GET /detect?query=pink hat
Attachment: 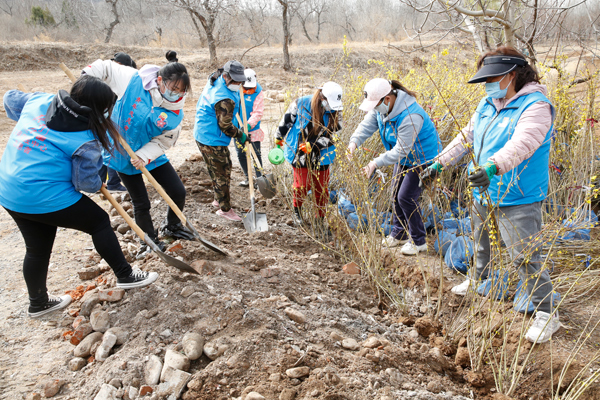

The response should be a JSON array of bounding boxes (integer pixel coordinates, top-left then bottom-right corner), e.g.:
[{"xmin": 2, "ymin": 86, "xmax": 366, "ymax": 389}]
[{"xmin": 359, "ymin": 78, "xmax": 392, "ymax": 111}]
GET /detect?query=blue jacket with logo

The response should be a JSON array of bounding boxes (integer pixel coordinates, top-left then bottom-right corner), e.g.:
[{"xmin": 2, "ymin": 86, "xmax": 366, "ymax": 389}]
[
  {"xmin": 470, "ymin": 91, "xmax": 554, "ymax": 206},
  {"xmin": 0, "ymin": 92, "xmax": 98, "ymax": 213},
  {"xmin": 194, "ymin": 75, "xmax": 240, "ymax": 146},
  {"xmin": 283, "ymin": 95, "xmax": 337, "ymax": 166},
  {"xmin": 376, "ymin": 102, "xmax": 441, "ymax": 166},
  {"xmin": 105, "ymin": 73, "xmax": 184, "ymax": 175},
  {"xmin": 234, "ymin": 83, "xmax": 263, "ymax": 133}
]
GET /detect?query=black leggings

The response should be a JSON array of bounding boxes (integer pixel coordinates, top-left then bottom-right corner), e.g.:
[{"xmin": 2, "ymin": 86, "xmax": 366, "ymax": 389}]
[
  {"xmin": 5, "ymin": 196, "xmax": 132, "ymax": 306},
  {"xmin": 118, "ymin": 162, "xmax": 185, "ymax": 241}
]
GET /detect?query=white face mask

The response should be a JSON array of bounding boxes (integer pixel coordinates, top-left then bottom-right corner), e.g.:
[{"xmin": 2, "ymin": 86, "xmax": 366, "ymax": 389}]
[
  {"xmin": 374, "ymin": 98, "xmax": 389, "ymax": 115},
  {"xmin": 227, "ymin": 83, "xmax": 241, "ymax": 92}
]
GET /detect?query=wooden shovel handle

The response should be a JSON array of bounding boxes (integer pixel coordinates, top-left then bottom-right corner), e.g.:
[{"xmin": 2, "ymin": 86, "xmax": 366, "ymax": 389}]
[
  {"xmin": 117, "ymin": 138, "xmax": 188, "ymax": 226},
  {"xmin": 239, "ymin": 88, "xmax": 255, "ymax": 199},
  {"xmin": 101, "ymin": 186, "xmax": 147, "ymax": 240},
  {"xmin": 59, "ymin": 63, "xmax": 77, "ymax": 83}
]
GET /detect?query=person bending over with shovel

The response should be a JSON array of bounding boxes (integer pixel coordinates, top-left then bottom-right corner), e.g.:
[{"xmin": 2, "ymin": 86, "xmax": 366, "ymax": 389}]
[
  {"xmin": 83, "ymin": 51, "xmax": 194, "ymax": 259},
  {"xmin": 420, "ymin": 46, "xmax": 559, "ymax": 343},
  {"xmin": 348, "ymin": 78, "xmax": 441, "ymax": 256},
  {"xmin": 193, "ymin": 60, "xmax": 249, "ymax": 222},
  {"xmin": 276, "ymin": 82, "xmax": 343, "ymax": 233},
  {"xmin": 0, "ymin": 76, "xmax": 158, "ymax": 318}
]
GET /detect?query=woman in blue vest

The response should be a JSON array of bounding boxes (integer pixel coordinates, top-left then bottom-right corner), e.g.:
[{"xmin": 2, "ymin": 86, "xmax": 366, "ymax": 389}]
[
  {"xmin": 0, "ymin": 76, "xmax": 158, "ymax": 318},
  {"xmin": 348, "ymin": 79, "xmax": 441, "ymax": 256},
  {"xmin": 275, "ymin": 82, "xmax": 343, "ymax": 228},
  {"xmin": 194, "ymin": 60, "xmax": 249, "ymax": 221},
  {"xmin": 233, "ymin": 69, "xmax": 265, "ymax": 187},
  {"xmin": 420, "ymin": 46, "xmax": 558, "ymax": 343},
  {"xmin": 83, "ymin": 51, "xmax": 194, "ymax": 257}
]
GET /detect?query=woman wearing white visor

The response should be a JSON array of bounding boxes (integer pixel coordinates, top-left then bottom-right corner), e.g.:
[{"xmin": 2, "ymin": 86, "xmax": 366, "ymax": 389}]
[{"xmin": 348, "ymin": 79, "xmax": 441, "ymax": 255}]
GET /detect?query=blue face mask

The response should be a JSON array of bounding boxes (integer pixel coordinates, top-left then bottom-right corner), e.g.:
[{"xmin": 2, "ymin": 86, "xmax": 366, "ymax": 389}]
[
  {"xmin": 485, "ymin": 74, "xmax": 512, "ymax": 99},
  {"xmin": 160, "ymin": 80, "xmax": 183, "ymax": 102}
]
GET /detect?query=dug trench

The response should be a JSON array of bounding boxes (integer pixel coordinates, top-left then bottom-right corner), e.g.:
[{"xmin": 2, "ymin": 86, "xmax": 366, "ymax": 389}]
[{"xmin": 1, "ymin": 152, "xmax": 592, "ymax": 400}]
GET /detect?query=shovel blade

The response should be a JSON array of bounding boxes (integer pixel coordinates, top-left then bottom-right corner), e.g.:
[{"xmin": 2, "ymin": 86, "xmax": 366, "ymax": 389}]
[
  {"xmin": 145, "ymin": 234, "xmax": 199, "ymax": 274},
  {"xmin": 242, "ymin": 211, "xmax": 268, "ymax": 233}
]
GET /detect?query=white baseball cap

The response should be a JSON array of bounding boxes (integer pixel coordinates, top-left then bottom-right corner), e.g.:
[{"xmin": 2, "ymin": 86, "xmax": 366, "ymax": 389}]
[
  {"xmin": 319, "ymin": 82, "xmax": 343, "ymax": 111},
  {"xmin": 244, "ymin": 68, "xmax": 257, "ymax": 88},
  {"xmin": 359, "ymin": 78, "xmax": 392, "ymax": 111}
]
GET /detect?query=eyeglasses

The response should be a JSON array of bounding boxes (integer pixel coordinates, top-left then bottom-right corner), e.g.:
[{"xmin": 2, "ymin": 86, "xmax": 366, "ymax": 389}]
[{"xmin": 161, "ymin": 80, "xmax": 187, "ymax": 97}]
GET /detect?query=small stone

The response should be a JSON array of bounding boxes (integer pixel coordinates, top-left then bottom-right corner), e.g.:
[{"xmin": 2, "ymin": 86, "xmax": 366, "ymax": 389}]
[
  {"xmin": 455, "ymin": 347, "xmax": 470, "ymax": 367},
  {"xmin": 341, "ymin": 338, "xmax": 359, "ymax": 350},
  {"xmin": 72, "ymin": 316, "xmax": 87, "ymax": 329},
  {"xmin": 160, "ymin": 329, "xmax": 172, "ymax": 338},
  {"xmin": 428, "ymin": 347, "xmax": 448, "ymax": 373},
  {"xmin": 408, "ymin": 329, "xmax": 419, "ymax": 339},
  {"xmin": 342, "ymin": 261, "xmax": 360, "ymax": 275},
  {"xmin": 309, "ymin": 254, "xmax": 319, "ymax": 259},
  {"xmin": 260, "ymin": 268, "xmax": 281, "ymax": 278},
  {"xmin": 427, "ymin": 380, "xmax": 443, "ymax": 394},
  {"xmin": 269, "ymin": 373, "xmax": 281, "ymax": 382},
  {"xmin": 78, "ymin": 268, "xmax": 101, "ymax": 280},
  {"xmin": 98, "ymin": 288, "xmax": 125, "ymax": 302},
  {"xmin": 70, "ymin": 322, "xmax": 93, "ymax": 345},
  {"xmin": 414, "ymin": 317, "xmax": 441, "ymax": 338},
  {"xmin": 203, "ymin": 342, "xmax": 225, "ymax": 360},
  {"xmin": 125, "ymin": 386, "xmax": 138, "ymax": 400},
  {"xmin": 279, "ymin": 388, "xmax": 296, "ymax": 400},
  {"xmin": 365, "ymin": 352, "xmax": 380, "ymax": 363},
  {"xmin": 182, "ymin": 332, "xmax": 204, "ymax": 360},
  {"xmin": 330, "ymin": 332, "xmax": 343, "ymax": 341},
  {"xmin": 159, "ymin": 367, "xmax": 192, "ymax": 397},
  {"xmin": 105, "ymin": 327, "xmax": 129, "ymax": 345},
  {"xmin": 285, "ymin": 366, "xmax": 310, "ymax": 378},
  {"xmin": 180, "ymin": 286, "xmax": 195, "ymax": 298},
  {"xmin": 69, "ymin": 357, "xmax": 87, "ymax": 371},
  {"xmin": 26, "ymin": 394, "xmax": 41, "ymax": 400},
  {"xmin": 145, "ymin": 355, "xmax": 163, "ymax": 385},
  {"xmin": 109, "ymin": 379, "xmax": 122, "ymax": 389},
  {"xmin": 139, "ymin": 385, "xmax": 153, "ymax": 396},
  {"xmin": 43, "ymin": 379, "xmax": 64, "ymax": 398},
  {"xmin": 80, "ymin": 293, "xmax": 101, "ymax": 317},
  {"xmin": 284, "ymin": 308, "xmax": 306, "ymax": 324},
  {"xmin": 362, "ymin": 337, "xmax": 381, "ymax": 348},
  {"xmin": 245, "ymin": 392, "xmax": 265, "ymax": 400},
  {"xmin": 190, "ymin": 260, "xmax": 214, "ymax": 274},
  {"xmin": 95, "ymin": 331, "xmax": 117, "ymax": 362},
  {"xmin": 160, "ymin": 349, "xmax": 190, "ymax": 381},
  {"xmin": 90, "ymin": 309, "xmax": 111, "ymax": 333},
  {"xmin": 117, "ymin": 224, "xmax": 130, "ymax": 234},
  {"xmin": 168, "ymin": 242, "xmax": 183, "ymax": 252},
  {"xmin": 94, "ymin": 383, "xmax": 118, "ymax": 400},
  {"xmin": 74, "ymin": 332, "xmax": 103, "ymax": 357},
  {"xmin": 386, "ymin": 368, "xmax": 403, "ymax": 387}
]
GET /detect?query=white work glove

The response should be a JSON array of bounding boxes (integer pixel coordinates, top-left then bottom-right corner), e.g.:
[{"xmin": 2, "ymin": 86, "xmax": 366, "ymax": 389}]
[
  {"xmin": 346, "ymin": 142, "xmax": 357, "ymax": 160},
  {"xmin": 363, "ymin": 160, "xmax": 377, "ymax": 178}
]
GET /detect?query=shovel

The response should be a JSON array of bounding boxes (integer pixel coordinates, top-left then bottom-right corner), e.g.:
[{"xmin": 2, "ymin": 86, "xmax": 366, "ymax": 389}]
[
  {"xmin": 117, "ymin": 138, "xmax": 228, "ymax": 256},
  {"xmin": 57, "ymin": 62, "xmax": 227, "ymax": 256},
  {"xmin": 101, "ymin": 187, "xmax": 199, "ymax": 274},
  {"xmin": 238, "ymin": 88, "xmax": 268, "ymax": 233}
]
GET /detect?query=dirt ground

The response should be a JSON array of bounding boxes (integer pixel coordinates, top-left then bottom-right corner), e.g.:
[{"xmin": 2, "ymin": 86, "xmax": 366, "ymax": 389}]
[{"xmin": 0, "ymin": 42, "xmax": 598, "ymax": 400}]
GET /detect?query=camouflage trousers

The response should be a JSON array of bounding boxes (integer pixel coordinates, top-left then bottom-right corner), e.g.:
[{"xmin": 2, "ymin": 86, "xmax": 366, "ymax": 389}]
[{"xmin": 196, "ymin": 142, "xmax": 232, "ymax": 212}]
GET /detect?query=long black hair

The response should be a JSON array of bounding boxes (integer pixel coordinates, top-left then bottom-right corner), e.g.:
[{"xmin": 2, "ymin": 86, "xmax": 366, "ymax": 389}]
[
  {"xmin": 69, "ymin": 75, "xmax": 120, "ymax": 153},
  {"xmin": 159, "ymin": 50, "xmax": 191, "ymax": 93}
]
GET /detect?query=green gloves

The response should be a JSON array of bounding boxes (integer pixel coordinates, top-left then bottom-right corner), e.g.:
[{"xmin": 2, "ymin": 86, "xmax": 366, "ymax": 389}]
[
  {"xmin": 468, "ymin": 161, "xmax": 497, "ymax": 191},
  {"xmin": 419, "ymin": 161, "xmax": 443, "ymax": 188},
  {"xmin": 239, "ymin": 132, "xmax": 248, "ymax": 145}
]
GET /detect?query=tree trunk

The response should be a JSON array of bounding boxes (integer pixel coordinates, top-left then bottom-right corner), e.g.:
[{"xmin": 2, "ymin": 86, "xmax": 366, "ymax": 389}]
[
  {"xmin": 205, "ymin": 28, "xmax": 218, "ymax": 68},
  {"xmin": 104, "ymin": 0, "xmax": 120, "ymax": 44},
  {"xmin": 188, "ymin": 10, "xmax": 218, "ymax": 67},
  {"xmin": 279, "ymin": 0, "xmax": 292, "ymax": 71}
]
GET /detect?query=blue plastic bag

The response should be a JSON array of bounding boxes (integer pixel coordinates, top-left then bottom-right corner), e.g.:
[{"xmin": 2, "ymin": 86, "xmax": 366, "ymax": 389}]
[
  {"xmin": 347, "ymin": 212, "xmax": 368, "ymax": 231},
  {"xmin": 476, "ymin": 270, "xmax": 510, "ymax": 300},
  {"xmin": 337, "ymin": 194, "xmax": 356, "ymax": 217},
  {"xmin": 444, "ymin": 235, "xmax": 474, "ymax": 274},
  {"xmin": 434, "ymin": 230, "xmax": 457, "ymax": 257},
  {"xmin": 513, "ymin": 279, "xmax": 562, "ymax": 313}
]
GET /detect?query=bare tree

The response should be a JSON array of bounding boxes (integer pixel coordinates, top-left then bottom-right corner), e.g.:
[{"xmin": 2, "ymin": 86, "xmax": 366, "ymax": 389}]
[
  {"xmin": 277, "ymin": 0, "xmax": 292, "ymax": 71},
  {"xmin": 168, "ymin": 0, "xmax": 235, "ymax": 67},
  {"xmin": 104, "ymin": 0, "xmax": 120, "ymax": 43}
]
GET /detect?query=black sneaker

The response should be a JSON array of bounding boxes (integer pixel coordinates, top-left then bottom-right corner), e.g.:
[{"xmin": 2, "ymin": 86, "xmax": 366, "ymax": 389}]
[
  {"xmin": 28, "ymin": 294, "xmax": 72, "ymax": 318},
  {"xmin": 160, "ymin": 221, "xmax": 195, "ymax": 241},
  {"xmin": 136, "ymin": 240, "xmax": 166, "ymax": 260},
  {"xmin": 117, "ymin": 268, "xmax": 159, "ymax": 289}
]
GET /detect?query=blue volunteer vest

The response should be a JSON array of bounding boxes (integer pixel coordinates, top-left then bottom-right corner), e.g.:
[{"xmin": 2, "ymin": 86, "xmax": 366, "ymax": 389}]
[
  {"xmin": 470, "ymin": 91, "xmax": 554, "ymax": 206},
  {"xmin": 194, "ymin": 75, "xmax": 240, "ymax": 146},
  {"xmin": 234, "ymin": 83, "xmax": 263, "ymax": 133},
  {"xmin": 105, "ymin": 73, "xmax": 184, "ymax": 175},
  {"xmin": 0, "ymin": 93, "xmax": 96, "ymax": 213},
  {"xmin": 376, "ymin": 102, "xmax": 441, "ymax": 166},
  {"xmin": 283, "ymin": 95, "xmax": 337, "ymax": 166}
]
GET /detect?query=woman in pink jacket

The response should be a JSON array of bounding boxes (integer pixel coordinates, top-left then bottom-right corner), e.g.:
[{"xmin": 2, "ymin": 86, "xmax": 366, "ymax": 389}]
[{"xmin": 420, "ymin": 46, "xmax": 559, "ymax": 344}]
